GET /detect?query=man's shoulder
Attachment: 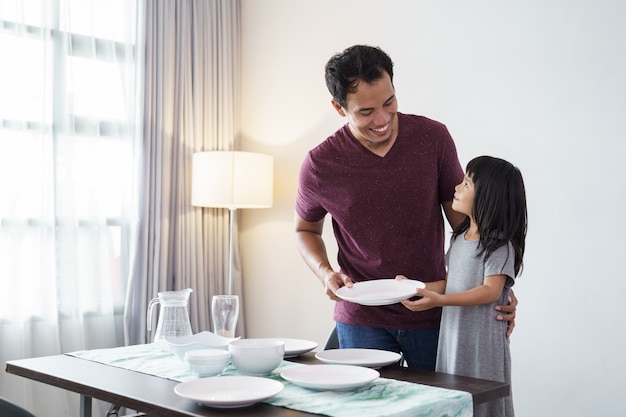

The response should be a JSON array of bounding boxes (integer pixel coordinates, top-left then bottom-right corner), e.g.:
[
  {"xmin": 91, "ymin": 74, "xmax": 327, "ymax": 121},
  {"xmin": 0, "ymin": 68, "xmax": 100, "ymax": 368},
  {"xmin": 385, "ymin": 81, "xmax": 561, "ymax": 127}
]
[
  {"xmin": 308, "ymin": 123, "xmax": 351, "ymax": 156},
  {"xmin": 398, "ymin": 112, "xmax": 447, "ymax": 130},
  {"xmin": 397, "ymin": 113, "xmax": 452, "ymax": 145}
]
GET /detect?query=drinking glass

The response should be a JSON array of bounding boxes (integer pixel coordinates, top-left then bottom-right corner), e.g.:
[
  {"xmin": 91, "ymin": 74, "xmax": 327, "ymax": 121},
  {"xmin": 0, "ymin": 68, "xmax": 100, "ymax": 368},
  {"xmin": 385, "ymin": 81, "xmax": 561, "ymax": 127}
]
[{"xmin": 211, "ymin": 295, "xmax": 239, "ymax": 337}]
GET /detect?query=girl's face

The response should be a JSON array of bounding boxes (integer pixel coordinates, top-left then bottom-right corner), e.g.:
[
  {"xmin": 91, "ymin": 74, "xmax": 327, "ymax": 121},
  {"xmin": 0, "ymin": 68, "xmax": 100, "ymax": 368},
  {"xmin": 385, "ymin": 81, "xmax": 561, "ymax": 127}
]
[{"xmin": 452, "ymin": 173, "xmax": 475, "ymax": 217}]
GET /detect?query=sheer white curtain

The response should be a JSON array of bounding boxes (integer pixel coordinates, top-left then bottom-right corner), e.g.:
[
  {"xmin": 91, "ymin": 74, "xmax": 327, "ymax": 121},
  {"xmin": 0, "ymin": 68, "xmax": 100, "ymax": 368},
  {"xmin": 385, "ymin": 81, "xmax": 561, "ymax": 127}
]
[
  {"xmin": 0, "ymin": 0, "xmax": 137, "ymax": 415},
  {"xmin": 124, "ymin": 0, "xmax": 244, "ymax": 345}
]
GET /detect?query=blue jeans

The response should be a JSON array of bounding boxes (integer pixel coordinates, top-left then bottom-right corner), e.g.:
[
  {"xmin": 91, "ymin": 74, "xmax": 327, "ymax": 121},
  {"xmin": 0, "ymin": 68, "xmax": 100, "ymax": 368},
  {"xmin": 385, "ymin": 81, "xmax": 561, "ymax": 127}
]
[{"xmin": 335, "ymin": 322, "xmax": 439, "ymax": 371}]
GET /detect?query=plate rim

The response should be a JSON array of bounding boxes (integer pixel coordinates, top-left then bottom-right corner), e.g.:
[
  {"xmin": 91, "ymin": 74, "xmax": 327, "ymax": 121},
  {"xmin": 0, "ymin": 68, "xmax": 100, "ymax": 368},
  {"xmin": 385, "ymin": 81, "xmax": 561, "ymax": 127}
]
[
  {"xmin": 315, "ymin": 348, "xmax": 401, "ymax": 367},
  {"xmin": 174, "ymin": 375, "xmax": 284, "ymax": 407},
  {"xmin": 261, "ymin": 338, "xmax": 318, "ymax": 357},
  {"xmin": 280, "ymin": 364, "xmax": 379, "ymax": 390},
  {"xmin": 335, "ymin": 279, "xmax": 425, "ymax": 306}
]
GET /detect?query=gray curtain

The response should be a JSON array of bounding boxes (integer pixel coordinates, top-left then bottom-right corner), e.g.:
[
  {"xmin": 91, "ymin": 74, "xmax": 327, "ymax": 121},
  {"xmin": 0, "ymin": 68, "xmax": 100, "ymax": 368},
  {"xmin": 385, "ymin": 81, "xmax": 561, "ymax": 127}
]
[{"xmin": 124, "ymin": 0, "xmax": 244, "ymax": 345}]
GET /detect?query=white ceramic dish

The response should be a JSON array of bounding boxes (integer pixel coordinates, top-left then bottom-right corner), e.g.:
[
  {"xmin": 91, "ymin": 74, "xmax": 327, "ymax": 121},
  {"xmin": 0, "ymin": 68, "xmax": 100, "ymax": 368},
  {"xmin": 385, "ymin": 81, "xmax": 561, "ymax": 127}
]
[
  {"xmin": 186, "ymin": 361, "xmax": 229, "ymax": 377},
  {"xmin": 280, "ymin": 364, "xmax": 379, "ymax": 391},
  {"xmin": 184, "ymin": 349, "xmax": 230, "ymax": 377},
  {"xmin": 262, "ymin": 338, "xmax": 318, "ymax": 358},
  {"xmin": 165, "ymin": 331, "xmax": 239, "ymax": 360},
  {"xmin": 228, "ymin": 339, "xmax": 285, "ymax": 375},
  {"xmin": 174, "ymin": 376, "xmax": 284, "ymax": 408},
  {"xmin": 315, "ymin": 348, "xmax": 401, "ymax": 368},
  {"xmin": 335, "ymin": 279, "xmax": 425, "ymax": 306}
]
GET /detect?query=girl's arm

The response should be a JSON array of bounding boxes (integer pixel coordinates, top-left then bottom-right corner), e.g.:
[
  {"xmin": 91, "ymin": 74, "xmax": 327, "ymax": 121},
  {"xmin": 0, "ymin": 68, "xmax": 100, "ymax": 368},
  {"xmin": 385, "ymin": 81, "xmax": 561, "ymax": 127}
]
[
  {"xmin": 401, "ymin": 274, "xmax": 507, "ymax": 311},
  {"xmin": 395, "ymin": 275, "xmax": 447, "ymax": 295},
  {"xmin": 423, "ymin": 279, "xmax": 447, "ymax": 294}
]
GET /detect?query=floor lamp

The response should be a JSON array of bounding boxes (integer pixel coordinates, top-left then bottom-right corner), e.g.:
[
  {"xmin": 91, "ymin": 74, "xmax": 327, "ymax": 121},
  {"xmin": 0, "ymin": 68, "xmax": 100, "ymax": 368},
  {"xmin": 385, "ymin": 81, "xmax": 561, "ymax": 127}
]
[{"xmin": 191, "ymin": 151, "xmax": 274, "ymax": 295}]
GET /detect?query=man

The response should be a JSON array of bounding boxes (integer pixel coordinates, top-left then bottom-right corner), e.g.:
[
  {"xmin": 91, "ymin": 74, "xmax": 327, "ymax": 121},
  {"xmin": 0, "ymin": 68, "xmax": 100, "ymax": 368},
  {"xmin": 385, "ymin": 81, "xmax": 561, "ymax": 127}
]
[{"xmin": 294, "ymin": 45, "xmax": 516, "ymax": 370}]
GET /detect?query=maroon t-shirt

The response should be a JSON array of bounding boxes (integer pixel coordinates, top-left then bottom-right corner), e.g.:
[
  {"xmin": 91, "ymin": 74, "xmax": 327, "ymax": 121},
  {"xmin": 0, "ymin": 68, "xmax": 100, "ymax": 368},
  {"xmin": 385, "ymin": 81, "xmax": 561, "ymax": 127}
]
[{"xmin": 296, "ymin": 112, "xmax": 464, "ymax": 330}]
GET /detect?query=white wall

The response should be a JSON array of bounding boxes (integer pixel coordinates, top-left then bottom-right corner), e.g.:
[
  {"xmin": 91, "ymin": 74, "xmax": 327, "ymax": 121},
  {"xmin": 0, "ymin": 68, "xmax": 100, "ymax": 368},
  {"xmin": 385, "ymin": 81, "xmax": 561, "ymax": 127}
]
[{"xmin": 239, "ymin": 1, "xmax": 626, "ymax": 416}]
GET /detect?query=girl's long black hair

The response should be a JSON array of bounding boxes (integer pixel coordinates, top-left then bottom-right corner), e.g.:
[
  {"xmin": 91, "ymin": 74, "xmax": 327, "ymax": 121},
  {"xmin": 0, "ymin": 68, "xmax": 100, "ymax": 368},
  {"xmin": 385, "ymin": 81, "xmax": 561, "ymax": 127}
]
[{"xmin": 452, "ymin": 156, "xmax": 528, "ymax": 276}]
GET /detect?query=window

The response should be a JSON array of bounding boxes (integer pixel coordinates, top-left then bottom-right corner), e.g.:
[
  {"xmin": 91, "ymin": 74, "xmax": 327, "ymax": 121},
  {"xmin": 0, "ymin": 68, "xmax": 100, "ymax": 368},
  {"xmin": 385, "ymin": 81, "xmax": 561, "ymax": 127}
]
[{"xmin": 0, "ymin": 0, "xmax": 137, "ymax": 321}]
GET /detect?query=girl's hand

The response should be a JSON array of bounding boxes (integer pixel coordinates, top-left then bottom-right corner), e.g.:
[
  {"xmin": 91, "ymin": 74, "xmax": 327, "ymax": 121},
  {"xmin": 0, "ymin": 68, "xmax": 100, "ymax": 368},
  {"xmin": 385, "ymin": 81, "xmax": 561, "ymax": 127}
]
[{"xmin": 401, "ymin": 288, "xmax": 441, "ymax": 312}]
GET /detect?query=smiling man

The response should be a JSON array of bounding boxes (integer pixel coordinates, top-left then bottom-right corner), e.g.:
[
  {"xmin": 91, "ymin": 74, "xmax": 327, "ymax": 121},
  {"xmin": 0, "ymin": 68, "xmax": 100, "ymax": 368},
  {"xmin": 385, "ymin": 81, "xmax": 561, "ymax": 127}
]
[
  {"xmin": 330, "ymin": 70, "xmax": 398, "ymax": 155},
  {"xmin": 294, "ymin": 45, "xmax": 516, "ymax": 370}
]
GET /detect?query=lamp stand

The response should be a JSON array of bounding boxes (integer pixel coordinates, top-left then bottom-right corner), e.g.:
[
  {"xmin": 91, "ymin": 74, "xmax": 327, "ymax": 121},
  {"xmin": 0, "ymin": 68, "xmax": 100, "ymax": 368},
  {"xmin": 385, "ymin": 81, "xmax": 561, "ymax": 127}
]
[
  {"xmin": 228, "ymin": 208, "xmax": 236, "ymax": 296},
  {"xmin": 191, "ymin": 152, "xmax": 273, "ymax": 296}
]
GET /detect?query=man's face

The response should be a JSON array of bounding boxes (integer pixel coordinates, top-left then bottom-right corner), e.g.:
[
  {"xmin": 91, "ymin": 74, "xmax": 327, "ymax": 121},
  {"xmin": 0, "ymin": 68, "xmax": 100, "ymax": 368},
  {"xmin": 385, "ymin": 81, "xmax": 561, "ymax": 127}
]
[{"xmin": 332, "ymin": 71, "xmax": 398, "ymax": 152}]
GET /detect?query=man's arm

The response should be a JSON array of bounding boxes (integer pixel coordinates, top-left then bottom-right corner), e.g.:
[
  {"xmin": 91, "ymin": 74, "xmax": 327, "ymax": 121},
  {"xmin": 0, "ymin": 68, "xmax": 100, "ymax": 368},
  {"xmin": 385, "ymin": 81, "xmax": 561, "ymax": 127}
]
[{"xmin": 294, "ymin": 213, "xmax": 352, "ymax": 301}]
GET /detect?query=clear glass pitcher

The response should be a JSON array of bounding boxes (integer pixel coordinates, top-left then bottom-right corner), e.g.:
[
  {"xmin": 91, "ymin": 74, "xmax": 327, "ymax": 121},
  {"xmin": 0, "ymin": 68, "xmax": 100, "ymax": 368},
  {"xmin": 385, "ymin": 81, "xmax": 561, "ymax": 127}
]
[{"xmin": 147, "ymin": 288, "xmax": 193, "ymax": 348}]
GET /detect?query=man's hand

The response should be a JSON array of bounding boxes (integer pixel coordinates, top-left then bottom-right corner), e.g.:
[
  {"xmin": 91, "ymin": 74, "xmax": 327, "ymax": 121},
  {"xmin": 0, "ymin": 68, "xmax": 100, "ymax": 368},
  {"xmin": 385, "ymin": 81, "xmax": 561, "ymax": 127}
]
[
  {"xmin": 496, "ymin": 289, "xmax": 518, "ymax": 337},
  {"xmin": 324, "ymin": 270, "xmax": 353, "ymax": 301}
]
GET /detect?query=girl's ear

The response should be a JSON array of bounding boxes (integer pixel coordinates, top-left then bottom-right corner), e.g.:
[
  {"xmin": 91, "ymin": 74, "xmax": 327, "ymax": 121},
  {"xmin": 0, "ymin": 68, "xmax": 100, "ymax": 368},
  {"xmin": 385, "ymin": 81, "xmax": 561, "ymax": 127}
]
[{"xmin": 331, "ymin": 99, "xmax": 346, "ymax": 117}]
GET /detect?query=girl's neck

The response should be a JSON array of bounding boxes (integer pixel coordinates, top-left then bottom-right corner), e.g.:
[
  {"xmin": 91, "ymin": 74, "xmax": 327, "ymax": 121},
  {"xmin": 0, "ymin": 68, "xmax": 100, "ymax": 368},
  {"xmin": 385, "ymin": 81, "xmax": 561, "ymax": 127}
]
[{"xmin": 464, "ymin": 221, "xmax": 480, "ymax": 241}]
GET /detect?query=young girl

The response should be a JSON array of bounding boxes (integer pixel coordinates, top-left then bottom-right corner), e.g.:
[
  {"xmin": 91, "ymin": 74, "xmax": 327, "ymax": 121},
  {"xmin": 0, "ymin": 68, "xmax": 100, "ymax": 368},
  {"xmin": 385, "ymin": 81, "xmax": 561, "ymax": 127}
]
[{"xmin": 401, "ymin": 155, "xmax": 527, "ymax": 417}]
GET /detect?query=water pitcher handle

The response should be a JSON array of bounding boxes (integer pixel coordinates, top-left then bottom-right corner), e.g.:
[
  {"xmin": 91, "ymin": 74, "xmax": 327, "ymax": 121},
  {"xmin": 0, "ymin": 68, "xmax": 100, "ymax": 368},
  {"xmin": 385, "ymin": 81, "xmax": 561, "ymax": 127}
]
[{"xmin": 147, "ymin": 297, "xmax": 160, "ymax": 331}]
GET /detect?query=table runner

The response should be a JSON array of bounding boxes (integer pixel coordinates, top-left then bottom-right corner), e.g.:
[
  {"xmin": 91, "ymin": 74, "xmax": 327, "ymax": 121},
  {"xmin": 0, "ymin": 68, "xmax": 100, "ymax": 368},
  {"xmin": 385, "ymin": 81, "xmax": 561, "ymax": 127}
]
[{"xmin": 68, "ymin": 343, "xmax": 472, "ymax": 417}]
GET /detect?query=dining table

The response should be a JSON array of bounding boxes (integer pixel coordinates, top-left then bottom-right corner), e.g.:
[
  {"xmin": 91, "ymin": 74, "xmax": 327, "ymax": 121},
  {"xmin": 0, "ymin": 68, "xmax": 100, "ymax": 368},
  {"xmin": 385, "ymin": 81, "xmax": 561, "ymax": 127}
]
[{"xmin": 5, "ymin": 342, "xmax": 509, "ymax": 417}]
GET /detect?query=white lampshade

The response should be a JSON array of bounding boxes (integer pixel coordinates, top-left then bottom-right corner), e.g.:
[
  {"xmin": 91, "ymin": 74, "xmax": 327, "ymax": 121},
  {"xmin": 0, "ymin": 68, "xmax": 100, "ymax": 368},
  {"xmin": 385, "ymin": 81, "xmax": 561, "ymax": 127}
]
[{"xmin": 191, "ymin": 151, "xmax": 273, "ymax": 209}]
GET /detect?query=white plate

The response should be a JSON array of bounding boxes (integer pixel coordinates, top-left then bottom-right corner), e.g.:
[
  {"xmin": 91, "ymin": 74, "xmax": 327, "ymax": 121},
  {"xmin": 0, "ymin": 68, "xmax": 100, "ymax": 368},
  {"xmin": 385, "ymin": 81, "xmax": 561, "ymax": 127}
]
[
  {"xmin": 174, "ymin": 376, "xmax": 283, "ymax": 408},
  {"xmin": 263, "ymin": 338, "xmax": 318, "ymax": 358},
  {"xmin": 281, "ymin": 364, "xmax": 379, "ymax": 391},
  {"xmin": 315, "ymin": 348, "xmax": 401, "ymax": 368},
  {"xmin": 335, "ymin": 279, "xmax": 425, "ymax": 306}
]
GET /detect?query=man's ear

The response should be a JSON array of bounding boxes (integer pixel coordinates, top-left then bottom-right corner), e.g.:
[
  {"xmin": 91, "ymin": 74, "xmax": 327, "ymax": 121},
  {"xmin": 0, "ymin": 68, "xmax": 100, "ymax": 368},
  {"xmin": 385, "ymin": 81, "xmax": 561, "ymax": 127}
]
[{"xmin": 331, "ymin": 99, "xmax": 346, "ymax": 117}]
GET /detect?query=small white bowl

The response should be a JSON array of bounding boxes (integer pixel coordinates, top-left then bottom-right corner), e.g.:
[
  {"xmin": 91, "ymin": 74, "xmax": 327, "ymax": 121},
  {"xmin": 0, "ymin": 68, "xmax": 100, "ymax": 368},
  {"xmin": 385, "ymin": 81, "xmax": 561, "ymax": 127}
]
[
  {"xmin": 228, "ymin": 339, "xmax": 285, "ymax": 376},
  {"xmin": 184, "ymin": 349, "xmax": 230, "ymax": 377}
]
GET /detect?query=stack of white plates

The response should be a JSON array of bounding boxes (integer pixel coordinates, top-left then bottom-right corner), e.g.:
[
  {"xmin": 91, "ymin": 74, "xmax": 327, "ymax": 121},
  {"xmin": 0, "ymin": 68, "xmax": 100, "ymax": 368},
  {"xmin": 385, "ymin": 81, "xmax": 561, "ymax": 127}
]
[
  {"xmin": 335, "ymin": 279, "xmax": 425, "ymax": 306},
  {"xmin": 315, "ymin": 348, "xmax": 401, "ymax": 368},
  {"xmin": 280, "ymin": 364, "xmax": 379, "ymax": 391}
]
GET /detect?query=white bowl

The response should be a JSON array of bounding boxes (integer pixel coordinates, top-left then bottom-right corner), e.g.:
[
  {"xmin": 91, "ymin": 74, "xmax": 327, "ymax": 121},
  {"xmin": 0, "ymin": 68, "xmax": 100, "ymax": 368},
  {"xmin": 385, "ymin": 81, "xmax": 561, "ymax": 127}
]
[
  {"xmin": 187, "ymin": 361, "xmax": 229, "ymax": 377},
  {"xmin": 228, "ymin": 339, "xmax": 285, "ymax": 376},
  {"xmin": 165, "ymin": 331, "xmax": 239, "ymax": 361},
  {"xmin": 185, "ymin": 349, "xmax": 230, "ymax": 364},
  {"xmin": 184, "ymin": 349, "xmax": 230, "ymax": 377}
]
